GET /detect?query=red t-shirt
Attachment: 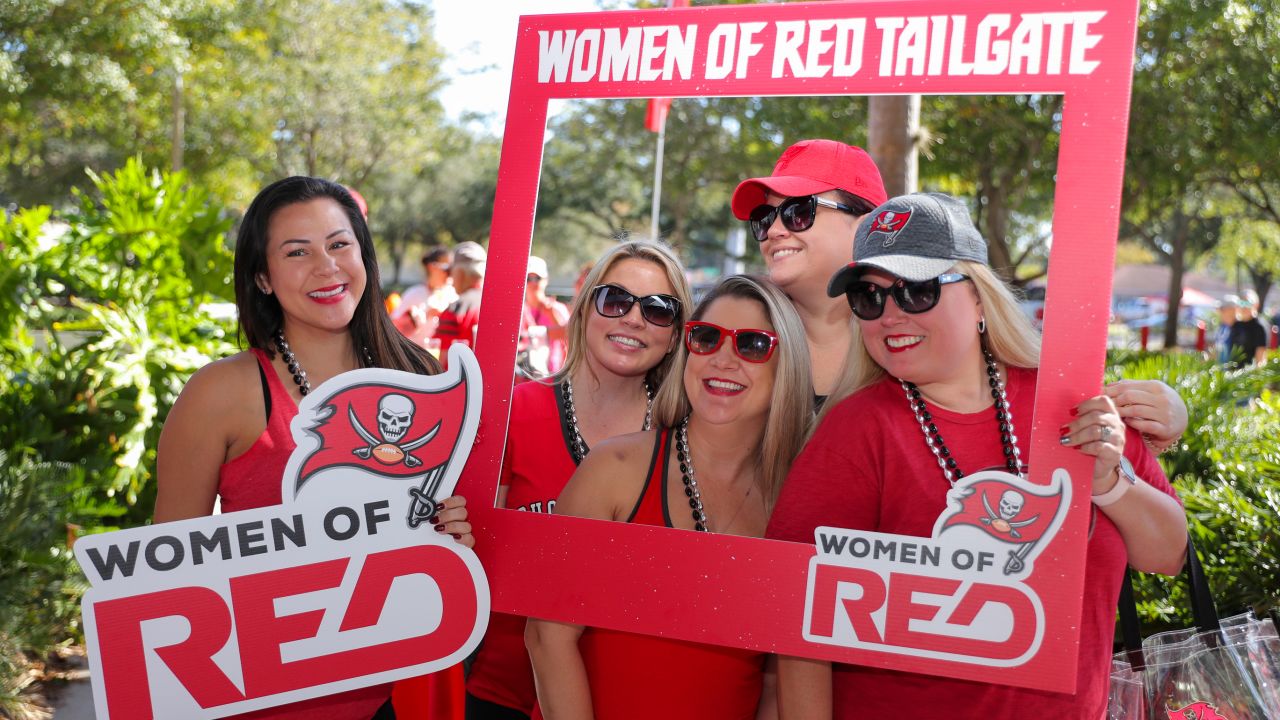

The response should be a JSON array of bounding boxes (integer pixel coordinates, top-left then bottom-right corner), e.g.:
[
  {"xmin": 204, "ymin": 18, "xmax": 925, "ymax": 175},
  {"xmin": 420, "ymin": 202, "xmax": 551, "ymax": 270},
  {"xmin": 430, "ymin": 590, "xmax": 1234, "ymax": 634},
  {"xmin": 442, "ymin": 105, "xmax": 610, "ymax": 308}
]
[
  {"xmin": 466, "ymin": 381, "xmax": 577, "ymax": 712},
  {"xmin": 217, "ymin": 349, "xmax": 391, "ymax": 720},
  {"xmin": 436, "ymin": 287, "xmax": 482, "ymax": 364},
  {"xmin": 766, "ymin": 368, "xmax": 1178, "ymax": 719}
]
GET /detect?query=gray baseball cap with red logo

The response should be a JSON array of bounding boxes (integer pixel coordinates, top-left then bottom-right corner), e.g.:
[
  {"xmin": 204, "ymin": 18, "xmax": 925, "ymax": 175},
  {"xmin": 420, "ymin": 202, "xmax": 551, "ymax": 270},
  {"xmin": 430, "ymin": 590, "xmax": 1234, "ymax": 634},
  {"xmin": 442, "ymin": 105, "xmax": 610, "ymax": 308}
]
[
  {"xmin": 731, "ymin": 139, "xmax": 888, "ymax": 220},
  {"xmin": 827, "ymin": 193, "xmax": 989, "ymax": 296}
]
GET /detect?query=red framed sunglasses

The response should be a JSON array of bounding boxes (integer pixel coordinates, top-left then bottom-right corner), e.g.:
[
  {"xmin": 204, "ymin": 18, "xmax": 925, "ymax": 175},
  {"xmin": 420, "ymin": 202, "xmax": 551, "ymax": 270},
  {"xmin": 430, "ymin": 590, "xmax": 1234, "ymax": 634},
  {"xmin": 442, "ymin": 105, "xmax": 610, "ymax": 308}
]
[{"xmin": 684, "ymin": 321, "xmax": 779, "ymax": 363}]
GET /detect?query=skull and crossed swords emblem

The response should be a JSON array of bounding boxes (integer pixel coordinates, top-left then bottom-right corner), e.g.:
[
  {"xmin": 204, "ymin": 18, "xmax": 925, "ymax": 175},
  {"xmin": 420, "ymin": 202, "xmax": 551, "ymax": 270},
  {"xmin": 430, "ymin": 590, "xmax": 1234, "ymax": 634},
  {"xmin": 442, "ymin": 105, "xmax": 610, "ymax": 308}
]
[
  {"xmin": 980, "ymin": 490, "xmax": 1040, "ymax": 539},
  {"xmin": 349, "ymin": 394, "xmax": 438, "ymax": 467}
]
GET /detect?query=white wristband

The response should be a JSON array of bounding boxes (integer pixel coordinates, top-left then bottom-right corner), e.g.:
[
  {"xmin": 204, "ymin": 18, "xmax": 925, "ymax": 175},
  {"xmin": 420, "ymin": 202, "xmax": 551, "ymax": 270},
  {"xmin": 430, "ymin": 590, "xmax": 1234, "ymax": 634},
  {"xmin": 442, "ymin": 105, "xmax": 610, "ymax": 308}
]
[{"xmin": 1092, "ymin": 457, "xmax": 1139, "ymax": 507}]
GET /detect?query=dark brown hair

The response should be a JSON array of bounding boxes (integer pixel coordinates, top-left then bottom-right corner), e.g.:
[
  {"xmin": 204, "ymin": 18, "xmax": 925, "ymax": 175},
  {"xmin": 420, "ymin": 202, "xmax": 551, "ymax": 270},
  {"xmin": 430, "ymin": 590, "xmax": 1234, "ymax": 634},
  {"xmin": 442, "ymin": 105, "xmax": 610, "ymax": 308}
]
[{"xmin": 233, "ymin": 176, "xmax": 440, "ymax": 375}]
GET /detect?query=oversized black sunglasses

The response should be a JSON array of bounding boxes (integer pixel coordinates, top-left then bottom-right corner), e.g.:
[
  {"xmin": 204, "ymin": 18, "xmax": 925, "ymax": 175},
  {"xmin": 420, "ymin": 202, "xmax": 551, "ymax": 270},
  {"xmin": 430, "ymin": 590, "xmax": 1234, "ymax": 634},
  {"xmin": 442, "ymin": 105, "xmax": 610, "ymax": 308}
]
[
  {"xmin": 748, "ymin": 195, "xmax": 856, "ymax": 242},
  {"xmin": 845, "ymin": 273, "xmax": 971, "ymax": 320},
  {"xmin": 592, "ymin": 284, "xmax": 682, "ymax": 327},
  {"xmin": 685, "ymin": 321, "xmax": 779, "ymax": 363}
]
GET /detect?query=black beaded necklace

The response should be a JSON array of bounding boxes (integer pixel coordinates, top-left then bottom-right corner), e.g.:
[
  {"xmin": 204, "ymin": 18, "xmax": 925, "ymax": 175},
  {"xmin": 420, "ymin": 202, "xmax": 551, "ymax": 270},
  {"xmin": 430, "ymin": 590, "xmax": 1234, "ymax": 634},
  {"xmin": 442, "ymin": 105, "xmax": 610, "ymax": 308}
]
[
  {"xmin": 561, "ymin": 377, "xmax": 653, "ymax": 465},
  {"xmin": 899, "ymin": 348, "xmax": 1024, "ymax": 487},
  {"xmin": 273, "ymin": 331, "xmax": 372, "ymax": 396},
  {"xmin": 675, "ymin": 418, "xmax": 708, "ymax": 532}
]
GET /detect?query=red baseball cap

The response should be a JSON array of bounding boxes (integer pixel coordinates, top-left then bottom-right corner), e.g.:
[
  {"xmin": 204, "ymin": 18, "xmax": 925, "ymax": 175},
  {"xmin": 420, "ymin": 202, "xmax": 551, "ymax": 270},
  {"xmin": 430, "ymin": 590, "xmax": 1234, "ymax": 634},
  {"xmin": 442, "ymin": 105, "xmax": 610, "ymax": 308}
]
[{"xmin": 730, "ymin": 139, "xmax": 888, "ymax": 220}]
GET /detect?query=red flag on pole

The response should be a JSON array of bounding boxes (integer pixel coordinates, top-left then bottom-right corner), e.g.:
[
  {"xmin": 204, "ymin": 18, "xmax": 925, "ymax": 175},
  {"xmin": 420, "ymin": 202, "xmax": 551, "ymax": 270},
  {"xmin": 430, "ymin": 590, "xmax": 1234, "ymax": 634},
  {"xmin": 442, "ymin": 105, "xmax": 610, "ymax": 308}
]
[
  {"xmin": 643, "ymin": 0, "xmax": 689, "ymax": 132},
  {"xmin": 644, "ymin": 98, "xmax": 671, "ymax": 132}
]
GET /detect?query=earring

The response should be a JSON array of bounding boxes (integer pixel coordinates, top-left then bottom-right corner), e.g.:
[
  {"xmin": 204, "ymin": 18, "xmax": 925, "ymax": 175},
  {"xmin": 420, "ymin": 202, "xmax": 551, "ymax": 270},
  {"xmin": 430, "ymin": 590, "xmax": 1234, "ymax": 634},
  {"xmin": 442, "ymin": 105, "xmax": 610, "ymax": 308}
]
[{"xmin": 977, "ymin": 316, "xmax": 987, "ymax": 334}]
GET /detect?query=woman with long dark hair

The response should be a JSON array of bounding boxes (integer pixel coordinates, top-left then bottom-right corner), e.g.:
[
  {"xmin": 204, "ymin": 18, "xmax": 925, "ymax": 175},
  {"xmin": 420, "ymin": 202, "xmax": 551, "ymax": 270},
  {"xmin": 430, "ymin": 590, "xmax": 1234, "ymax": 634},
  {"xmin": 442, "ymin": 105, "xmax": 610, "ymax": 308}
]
[{"xmin": 155, "ymin": 176, "xmax": 472, "ymax": 719}]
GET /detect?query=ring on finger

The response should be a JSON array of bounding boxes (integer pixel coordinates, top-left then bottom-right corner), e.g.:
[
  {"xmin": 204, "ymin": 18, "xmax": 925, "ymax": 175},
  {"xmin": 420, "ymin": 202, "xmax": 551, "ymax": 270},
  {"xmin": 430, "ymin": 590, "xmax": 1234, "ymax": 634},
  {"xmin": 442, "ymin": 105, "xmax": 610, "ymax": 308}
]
[{"xmin": 1100, "ymin": 425, "xmax": 1112, "ymax": 442}]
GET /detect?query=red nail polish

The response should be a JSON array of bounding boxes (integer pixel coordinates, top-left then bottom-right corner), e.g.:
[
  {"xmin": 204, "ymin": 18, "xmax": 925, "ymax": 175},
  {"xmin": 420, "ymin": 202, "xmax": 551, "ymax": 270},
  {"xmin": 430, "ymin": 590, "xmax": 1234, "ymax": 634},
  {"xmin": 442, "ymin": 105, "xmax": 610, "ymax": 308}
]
[
  {"xmin": 434, "ymin": 524, "xmax": 445, "ymax": 532},
  {"xmin": 1059, "ymin": 424, "xmax": 1070, "ymax": 435},
  {"xmin": 451, "ymin": 533, "xmax": 462, "ymax": 539}
]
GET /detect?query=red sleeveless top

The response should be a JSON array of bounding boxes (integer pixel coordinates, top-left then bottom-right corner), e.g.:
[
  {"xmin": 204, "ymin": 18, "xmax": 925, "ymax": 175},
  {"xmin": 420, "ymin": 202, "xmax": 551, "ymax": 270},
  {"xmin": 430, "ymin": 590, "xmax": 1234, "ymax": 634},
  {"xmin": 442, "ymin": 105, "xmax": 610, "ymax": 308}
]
[
  {"xmin": 217, "ymin": 348, "xmax": 391, "ymax": 719},
  {"xmin": 575, "ymin": 428, "xmax": 765, "ymax": 720}
]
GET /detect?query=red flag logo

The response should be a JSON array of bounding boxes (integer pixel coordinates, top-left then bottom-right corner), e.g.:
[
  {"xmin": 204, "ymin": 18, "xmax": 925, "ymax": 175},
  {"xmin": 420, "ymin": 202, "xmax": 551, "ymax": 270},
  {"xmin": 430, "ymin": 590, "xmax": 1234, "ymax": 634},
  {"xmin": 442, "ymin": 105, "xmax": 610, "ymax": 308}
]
[
  {"xmin": 869, "ymin": 209, "xmax": 912, "ymax": 244},
  {"xmin": 941, "ymin": 477, "xmax": 1062, "ymax": 545},
  {"xmin": 295, "ymin": 379, "xmax": 469, "ymax": 492}
]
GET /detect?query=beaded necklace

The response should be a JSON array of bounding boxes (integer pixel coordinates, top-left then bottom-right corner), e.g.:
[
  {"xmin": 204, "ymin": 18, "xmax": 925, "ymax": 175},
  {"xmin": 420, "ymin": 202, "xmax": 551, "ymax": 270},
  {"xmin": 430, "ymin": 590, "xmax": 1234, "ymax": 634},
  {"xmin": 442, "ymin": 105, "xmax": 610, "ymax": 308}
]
[
  {"xmin": 272, "ymin": 331, "xmax": 372, "ymax": 396},
  {"xmin": 561, "ymin": 377, "xmax": 653, "ymax": 465},
  {"xmin": 675, "ymin": 418, "xmax": 708, "ymax": 532},
  {"xmin": 899, "ymin": 349, "xmax": 1024, "ymax": 487}
]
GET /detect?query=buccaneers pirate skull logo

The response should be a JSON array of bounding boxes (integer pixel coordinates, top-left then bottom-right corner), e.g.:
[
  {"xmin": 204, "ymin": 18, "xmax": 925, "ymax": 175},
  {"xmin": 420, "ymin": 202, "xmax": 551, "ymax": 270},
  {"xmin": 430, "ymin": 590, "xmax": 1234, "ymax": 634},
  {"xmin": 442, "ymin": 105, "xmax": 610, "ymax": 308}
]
[
  {"xmin": 349, "ymin": 394, "xmax": 439, "ymax": 467},
  {"xmin": 980, "ymin": 490, "xmax": 1041, "ymax": 539}
]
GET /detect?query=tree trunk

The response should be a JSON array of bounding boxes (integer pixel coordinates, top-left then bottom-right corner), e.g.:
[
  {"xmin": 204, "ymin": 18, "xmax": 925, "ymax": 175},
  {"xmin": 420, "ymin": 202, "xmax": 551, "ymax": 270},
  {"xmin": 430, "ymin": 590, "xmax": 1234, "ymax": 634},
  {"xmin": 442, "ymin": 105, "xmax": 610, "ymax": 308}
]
[
  {"xmin": 983, "ymin": 185, "xmax": 1015, "ymax": 281},
  {"xmin": 867, "ymin": 95, "xmax": 919, "ymax": 197},
  {"xmin": 1164, "ymin": 210, "xmax": 1189, "ymax": 350},
  {"xmin": 1247, "ymin": 267, "xmax": 1272, "ymax": 311}
]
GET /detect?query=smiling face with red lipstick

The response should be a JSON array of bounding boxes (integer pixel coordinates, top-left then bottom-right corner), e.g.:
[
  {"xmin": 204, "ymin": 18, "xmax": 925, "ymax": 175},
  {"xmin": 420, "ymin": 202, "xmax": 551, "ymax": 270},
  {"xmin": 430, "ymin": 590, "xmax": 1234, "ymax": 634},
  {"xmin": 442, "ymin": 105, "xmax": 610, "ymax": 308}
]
[
  {"xmin": 854, "ymin": 267, "xmax": 984, "ymax": 392},
  {"xmin": 256, "ymin": 197, "xmax": 367, "ymax": 336},
  {"xmin": 684, "ymin": 295, "xmax": 778, "ymax": 428}
]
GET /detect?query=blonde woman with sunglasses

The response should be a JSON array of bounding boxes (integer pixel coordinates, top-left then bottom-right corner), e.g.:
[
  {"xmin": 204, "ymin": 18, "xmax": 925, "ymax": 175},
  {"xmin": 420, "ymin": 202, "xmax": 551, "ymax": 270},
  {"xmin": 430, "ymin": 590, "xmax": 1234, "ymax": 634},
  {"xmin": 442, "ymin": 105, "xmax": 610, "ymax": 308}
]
[
  {"xmin": 766, "ymin": 193, "xmax": 1187, "ymax": 718},
  {"xmin": 526, "ymin": 275, "xmax": 813, "ymax": 720},
  {"xmin": 466, "ymin": 241, "xmax": 692, "ymax": 720}
]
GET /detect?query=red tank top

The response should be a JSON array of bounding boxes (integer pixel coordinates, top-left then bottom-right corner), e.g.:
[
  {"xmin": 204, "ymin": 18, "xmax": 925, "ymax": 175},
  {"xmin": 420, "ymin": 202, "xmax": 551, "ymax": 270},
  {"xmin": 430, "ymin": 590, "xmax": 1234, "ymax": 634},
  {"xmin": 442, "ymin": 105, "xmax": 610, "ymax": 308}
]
[
  {"xmin": 575, "ymin": 428, "xmax": 765, "ymax": 720},
  {"xmin": 216, "ymin": 348, "xmax": 391, "ymax": 720}
]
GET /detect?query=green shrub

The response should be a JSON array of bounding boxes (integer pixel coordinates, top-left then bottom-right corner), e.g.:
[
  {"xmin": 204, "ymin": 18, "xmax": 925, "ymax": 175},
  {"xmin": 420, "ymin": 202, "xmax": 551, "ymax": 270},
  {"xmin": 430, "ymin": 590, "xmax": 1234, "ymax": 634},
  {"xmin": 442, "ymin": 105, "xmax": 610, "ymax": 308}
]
[
  {"xmin": 0, "ymin": 160, "xmax": 237, "ymax": 705},
  {"xmin": 1107, "ymin": 351, "xmax": 1280, "ymax": 629}
]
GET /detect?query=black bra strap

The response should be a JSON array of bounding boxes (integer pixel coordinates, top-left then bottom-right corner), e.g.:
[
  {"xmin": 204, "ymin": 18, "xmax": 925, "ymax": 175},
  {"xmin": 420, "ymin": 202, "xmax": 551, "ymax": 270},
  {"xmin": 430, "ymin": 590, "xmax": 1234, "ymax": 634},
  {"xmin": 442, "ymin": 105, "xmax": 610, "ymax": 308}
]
[{"xmin": 257, "ymin": 361, "xmax": 272, "ymax": 424}]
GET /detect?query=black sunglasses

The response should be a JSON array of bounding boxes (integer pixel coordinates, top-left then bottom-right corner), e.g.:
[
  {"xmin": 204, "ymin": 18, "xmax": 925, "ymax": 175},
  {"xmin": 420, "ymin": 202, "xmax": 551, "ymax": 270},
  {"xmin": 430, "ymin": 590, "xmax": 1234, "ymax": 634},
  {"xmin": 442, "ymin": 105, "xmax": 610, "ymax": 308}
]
[
  {"xmin": 845, "ymin": 273, "xmax": 971, "ymax": 320},
  {"xmin": 748, "ymin": 195, "xmax": 856, "ymax": 242},
  {"xmin": 685, "ymin": 321, "xmax": 778, "ymax": 363},
  {"xmin": 591, "ymin": 284, "xmax": 682, "ymax": 327}
]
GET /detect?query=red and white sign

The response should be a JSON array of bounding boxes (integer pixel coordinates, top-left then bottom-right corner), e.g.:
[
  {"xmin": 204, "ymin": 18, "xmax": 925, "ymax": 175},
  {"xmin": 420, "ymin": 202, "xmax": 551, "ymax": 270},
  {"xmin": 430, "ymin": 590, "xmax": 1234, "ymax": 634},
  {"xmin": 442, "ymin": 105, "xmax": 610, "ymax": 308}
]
[
  {"xmin": 463, "ymin": 0, "xmax": 1139, "ymax": 696},
  {"xmin": 805, "ymin": 470, "xmax": 1070, "ymax": 664},
  {"xmin": 75, "ymin": 346, "xmax": 489, "ymax": 719}
]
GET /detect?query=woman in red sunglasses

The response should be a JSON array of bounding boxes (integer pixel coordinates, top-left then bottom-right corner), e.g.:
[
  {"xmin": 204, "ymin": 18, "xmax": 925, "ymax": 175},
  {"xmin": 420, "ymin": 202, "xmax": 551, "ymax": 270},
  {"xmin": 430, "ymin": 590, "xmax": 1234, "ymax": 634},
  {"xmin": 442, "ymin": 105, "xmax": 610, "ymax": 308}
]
[
  {"xmin": 766, "ymin": 193, "xmax": 1188, "ymax": 719},
  {"xmin": 526, "ymin": 275, "xmax": 813, "ymax": 720},
  {"xmin": 466, "ymin": 240, "xmax": 692, "ymax": 720}
]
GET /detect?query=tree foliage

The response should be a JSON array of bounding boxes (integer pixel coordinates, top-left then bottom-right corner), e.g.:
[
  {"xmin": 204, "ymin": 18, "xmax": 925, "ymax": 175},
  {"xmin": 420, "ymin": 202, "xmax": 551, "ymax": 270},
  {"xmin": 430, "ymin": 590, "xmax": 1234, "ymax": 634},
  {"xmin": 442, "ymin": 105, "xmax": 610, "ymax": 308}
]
[{"xmin": 1109, "ymin": 351, "xmax": 1280, "ymax": 625}]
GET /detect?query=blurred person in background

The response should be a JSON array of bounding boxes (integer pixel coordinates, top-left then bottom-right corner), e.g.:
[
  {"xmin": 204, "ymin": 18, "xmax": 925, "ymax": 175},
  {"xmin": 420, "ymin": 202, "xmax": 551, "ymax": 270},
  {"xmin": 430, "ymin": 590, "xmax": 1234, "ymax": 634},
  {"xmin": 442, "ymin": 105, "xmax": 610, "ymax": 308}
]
[
  {"xmin": 519, "ymin": 255, "xmax": 570, "ymax": 376},
  {"xmin": 1227, "ymin": 291, "xmax": 1268, "ymax": 368},
  {"xmin": 436, "ymin": 241, "xmax": 486, "ymax": 364},
  {"xmin": 1216, "ymin": 295, "xmax": 1240, "ymax": 365},
  {"xmin": 392, "ymin": 246, "xmax": 458, "ymax": 347}
]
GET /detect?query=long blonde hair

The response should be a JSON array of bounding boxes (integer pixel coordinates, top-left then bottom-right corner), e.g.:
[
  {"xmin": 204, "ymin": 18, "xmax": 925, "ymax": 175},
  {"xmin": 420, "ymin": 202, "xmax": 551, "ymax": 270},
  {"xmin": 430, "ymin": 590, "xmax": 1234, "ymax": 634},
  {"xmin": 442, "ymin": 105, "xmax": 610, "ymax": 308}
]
[
  {"xmin": 653, "ymin": 275, "xmax": 813, "ymax": 507},
  {"xmin": 552, "ymin": 239, "xmax": 693, "ymax": 391},
  {"xmin": 820, "ymin": 260, "xmax": 1041, "ymax": 422}
]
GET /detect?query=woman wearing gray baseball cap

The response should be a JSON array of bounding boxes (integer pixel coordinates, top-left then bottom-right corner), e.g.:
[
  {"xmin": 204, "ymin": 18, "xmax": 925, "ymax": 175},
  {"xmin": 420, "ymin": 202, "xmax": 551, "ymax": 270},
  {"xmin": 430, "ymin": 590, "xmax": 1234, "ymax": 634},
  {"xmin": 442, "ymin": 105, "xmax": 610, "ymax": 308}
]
[{"xmin": 765, "ymin": 193, "xmax": 1189, "ymax": 718}]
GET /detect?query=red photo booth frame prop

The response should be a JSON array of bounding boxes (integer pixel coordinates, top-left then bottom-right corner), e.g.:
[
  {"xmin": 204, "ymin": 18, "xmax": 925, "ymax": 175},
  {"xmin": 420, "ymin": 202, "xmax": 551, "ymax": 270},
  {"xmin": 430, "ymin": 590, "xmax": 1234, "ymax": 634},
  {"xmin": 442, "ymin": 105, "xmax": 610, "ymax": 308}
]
[{"xmin": 460, "ymin": 0, "xmax": 1138, "ymax": 694}]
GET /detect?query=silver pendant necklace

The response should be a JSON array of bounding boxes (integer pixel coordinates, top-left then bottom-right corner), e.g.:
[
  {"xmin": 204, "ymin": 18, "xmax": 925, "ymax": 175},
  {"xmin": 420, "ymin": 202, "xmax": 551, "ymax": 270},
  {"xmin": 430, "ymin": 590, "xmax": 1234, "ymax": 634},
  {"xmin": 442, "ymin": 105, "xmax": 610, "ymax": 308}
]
[{"xmin": 562, "ymin": 377, "xmax": 653, "ymax": 465}]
